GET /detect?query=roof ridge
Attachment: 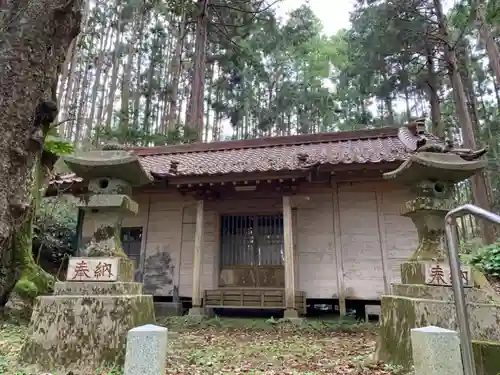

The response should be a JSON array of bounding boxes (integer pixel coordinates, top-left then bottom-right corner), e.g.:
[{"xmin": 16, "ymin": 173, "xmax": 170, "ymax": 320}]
[{"xmin": 134, "ymin": 126, "xmax": 399, "ymax": 156}]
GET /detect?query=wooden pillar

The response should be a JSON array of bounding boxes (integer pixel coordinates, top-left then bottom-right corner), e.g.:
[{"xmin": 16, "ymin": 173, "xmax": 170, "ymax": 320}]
[
  {"xmin": 375, "ymin": 190, "xmax": 390, "ymax": 294},
  {"xmin": 282, "ymin": 195, "xmax": 298, "ymax": 319},
  {"xmin": 332, "ymin": 183, "xmax": 346, "ymax": 316},
  {"xmin": 189, "ymin": 200, "xmax": 204, "ymax": 316}
]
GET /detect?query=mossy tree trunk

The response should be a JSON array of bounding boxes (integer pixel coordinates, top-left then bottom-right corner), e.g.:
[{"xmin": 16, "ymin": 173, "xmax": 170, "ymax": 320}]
[
  {"xmin": 5, "ymin": 148, "xmax": 60, "ymax": 319},
  {"xmin": 0, "ymin": 0, "xmax": 82, "ymax": 308}
]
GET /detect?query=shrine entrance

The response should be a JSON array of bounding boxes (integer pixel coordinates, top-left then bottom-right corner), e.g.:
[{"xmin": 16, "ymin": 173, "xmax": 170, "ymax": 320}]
[{"xmin": 218, "ymin": 213, "xmax": 285, "ymax": 288}]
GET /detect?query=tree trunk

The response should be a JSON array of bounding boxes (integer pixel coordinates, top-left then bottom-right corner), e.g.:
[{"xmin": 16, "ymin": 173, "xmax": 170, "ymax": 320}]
[
  {"xmin": 87, "ymin": 25, "xmax": 112, "ymax": 139},
  {"xmin": 434, "ymin": 0, "xmax": 495, "ymax": 244},
  {"xmin": 473, "ymin": 0, "xmax": 500, "ymax": 87},
  {"xmin": 425, "ymin": 43, "xmax": 443, "ymax": 138},
  {"xmin": 120, "ymin": 22, "xmax": 136, "ymax": 136},
  {"xmin": 165, "ymin": 16, "xmax": 187, "ymax": 132},
  {"xmin": 5, "ymin": 140, "xmax": 59, "ymax": 320},
  {"xmin": 105, "ymin": 12, "xmax": 122, "ymax": 130},
  {"xmin": 186, "ymin": 0, "xmax": 209, "ymax": 142},
  {"xmin": 457, "ymin": 40, "xmax": 481, "ymax": 141},
  {"xmin": 0, "ymin": 0, "xmax": 82, "ymax": 306}
]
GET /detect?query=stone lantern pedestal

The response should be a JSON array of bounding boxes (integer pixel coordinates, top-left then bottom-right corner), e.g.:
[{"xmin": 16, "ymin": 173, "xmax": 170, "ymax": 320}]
[
  {"xmin": 18, "ymin": 151, "xmax": 155, "ymax": 374},
  {"xmin": 375, "ymin": 151, "xmax": 500, "ymax": 374}
]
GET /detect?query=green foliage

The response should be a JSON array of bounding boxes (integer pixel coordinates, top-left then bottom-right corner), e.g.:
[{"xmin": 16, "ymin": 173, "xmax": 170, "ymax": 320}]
[
  {"xmin": 12, "ymin": 279, "xmax": 38, "ymax": 299},
  {"xmin": 33, "ymin": 198, "xmax": 78, "ymax": 268},
  {"xmin": 95, "ymin": 123, "xmax": 197, "ymax": 147},
  {"xmin": 43, "ymin": 136, "xmax": 74, "ymax": 156},
  {"xmin": 469, "ymin": 243, "xmax": 500, "ymax": 278}
]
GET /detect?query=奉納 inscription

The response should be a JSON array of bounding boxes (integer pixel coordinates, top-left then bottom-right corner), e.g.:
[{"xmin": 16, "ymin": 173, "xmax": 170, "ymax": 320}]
[
  {"xmin": 424, "ymin": 263, "xmax": 472, "ymax": 287},
  {"xmin": 67, "ymin": 257, "xmax": 119, "ymax": 281}
]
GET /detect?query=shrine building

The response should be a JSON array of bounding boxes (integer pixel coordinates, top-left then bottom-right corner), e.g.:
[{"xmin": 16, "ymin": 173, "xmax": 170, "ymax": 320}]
[{"xmin": 48, "ymin": 124, "xmax": 431, "ymax": 317}]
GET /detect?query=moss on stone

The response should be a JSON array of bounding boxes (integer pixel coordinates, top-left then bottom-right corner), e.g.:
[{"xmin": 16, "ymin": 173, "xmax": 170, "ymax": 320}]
[
  {"xmin": 375, "ymin": 295, "xmax": 417, "ymax": 369},
  {"xmin": 18, "ymin": 294, "xmax": 155, "ymax": 373},
  {"xmin": 85, "ymin": 223, "xmax": 127, "ymax": 258},
  {"xmin": 472, "ymin": 340, "xmax": 500, "ymax": 375},
  {"xmin": 14, "ymin": 278, "xmax": 38, "ymax": 298},
  {"xmin": 377, "ymin": 295, "xmax": 500, "ymax": 372},
  {"xmin": 401, "ymin": 262, "xmax": 424, "ymax": 284}
]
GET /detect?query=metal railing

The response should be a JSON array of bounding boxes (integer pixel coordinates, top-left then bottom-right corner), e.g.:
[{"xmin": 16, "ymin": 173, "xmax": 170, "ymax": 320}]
[{"xmin": 445, "ymin": 204, "xmax": 500, "ymax": 375}]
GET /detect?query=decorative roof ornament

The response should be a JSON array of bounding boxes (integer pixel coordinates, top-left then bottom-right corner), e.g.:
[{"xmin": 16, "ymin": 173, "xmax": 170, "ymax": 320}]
[{"xmin": 398, "ymin": 118, "xmax": 487, "ymax": 161}]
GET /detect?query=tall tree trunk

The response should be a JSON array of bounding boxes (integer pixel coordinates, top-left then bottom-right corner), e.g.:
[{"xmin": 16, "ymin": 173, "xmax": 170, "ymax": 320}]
[
  {"xmin": 492, "ymin": 69, "xmax": 500, "ymax": 109},
  {"xmin": 120, "ymin": 21, "xmax": 137, "ymax": 136},
  {"xmin": 0, "ymin": 0, "xmax": 82, "ymax": 306},
  {"xmin": 165, "ymin": 16, "xmax": 187, "ymax": 132},
  {"xmin": 186, "ymin": 0, "xmax": 209, "ymax": 142},
  {"xmin": 87, "ymin": 25, "xmax": 112, "ymax": 139},
  {"xmin": 133, "ymin": 8, "xmax": 147, "ymax": 131},
  {"xmin": 472, "ymin": 0, "xmax": 500, "ymax": 87},
  {"xmin": 60, "ymin": 39, "xmax": 80, "ymax": 135},
  {"xmin": 105, "ymin": 12, "xmax": 122, "ymax": 130},
  {"xmin": 143, "ymin": 20, "xmax": 159, "ymax": 137},
  {"xmin": 425, "ymin": 43, "xmax": 443, "ymax": 138},
  {"xmin": 434, "ymin": 0, "xmax": 495, "ymax": 244},
  {"xmin": 74, "ymin": 63, "xmax": 91, "ymax": 144}
]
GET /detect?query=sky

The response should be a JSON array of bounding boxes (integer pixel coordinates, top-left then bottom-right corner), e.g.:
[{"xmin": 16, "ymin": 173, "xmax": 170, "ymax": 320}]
[
  {"xmin": 275, "ymin": 0, "xmax": 355, "ymax": 35},
  {"xmin": 274, "ymin": 0, "xmax": 454, "ymax": 36},
  {"xmin": 218, "ymin": 0, "xmax": 455, "ymax": 138}
]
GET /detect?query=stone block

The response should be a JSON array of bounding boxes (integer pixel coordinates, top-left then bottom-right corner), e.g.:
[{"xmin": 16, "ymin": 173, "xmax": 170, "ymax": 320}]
[
  {"xmin": 391, "ymin": 284, "xmax": 493, "ymax": 304},
  {"xmin": 124, "ymin": 324, "xmax": 168, "ymax": 375},
  {"xmin": 78, "ymin": 194, "xmax": 139, "ymax": 215},
  {"xmin": 473, "ymin": 340, "xmax": 500, "ymax": 375},
  {"xmin": 375, "ymin": 294, "xmax": 500, "ymax": 372},
  {"xmin": 18, "ymin": 294, "xmax": 155, "ymax": 373},
  {"xmin": 401, "ymin": 261, "xmax": 473, "ymax": 287},
  {"xmin": 53, "ymin": 281, "xmax": 143, "ymax": 296},
  {"xmin": 365, "ymin": 305, "xmax": 381, "ymax": 322},
  {"xmin": 66, "ymin": 257, "xmax": 135, "ymax": 282},
  {"xmin": 188, "ymin": 306, "xmax": 206, "ymax": 318},
  {"xmin": 411, "ymin": 326, "xmax": 463, "ymax": 375}
]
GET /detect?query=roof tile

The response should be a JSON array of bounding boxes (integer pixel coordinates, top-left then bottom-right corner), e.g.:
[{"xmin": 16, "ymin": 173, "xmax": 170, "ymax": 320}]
[{"xmin": 49, "ymin": 127, "xmax": 416, "ymax": 185}]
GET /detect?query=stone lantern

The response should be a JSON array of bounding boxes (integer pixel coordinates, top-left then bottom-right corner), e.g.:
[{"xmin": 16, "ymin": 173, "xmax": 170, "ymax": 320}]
[
  {"xmin": 19, "ymin": 151, "xmax": 156, "ymax": 374},
  {"xmin": 375, "ymin": 127, "xmax": 500, "ymax": 371}
]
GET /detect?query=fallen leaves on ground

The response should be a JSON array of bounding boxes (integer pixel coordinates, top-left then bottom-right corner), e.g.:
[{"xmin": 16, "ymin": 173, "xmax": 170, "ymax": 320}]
[
  {"xmin": 0, "ymin": 322, "xmax": 26, "ymax": 374},
  {"xmin": 165, "ymin": 327, "xmax": 401, "ymax": 375},
  {"xmin": 0, "ymin": 318, "xmax": 408, "ymax": 375}
]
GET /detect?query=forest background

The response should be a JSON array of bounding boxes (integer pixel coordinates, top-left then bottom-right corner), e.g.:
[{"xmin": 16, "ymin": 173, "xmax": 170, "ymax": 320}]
[
  {"xmin": 2, "ymin": 0, "xmax": 500, "ymax": 311},
  {"xmin": 48, "ymin": 0, "xmax": 500, "ymax": 229}
]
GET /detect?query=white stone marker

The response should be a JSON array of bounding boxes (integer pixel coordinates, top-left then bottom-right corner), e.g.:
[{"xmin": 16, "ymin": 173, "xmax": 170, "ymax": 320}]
[
  {"xmin": 411, "ymin": 326, "xmax": 464, "ymax": 375},
  {"xmin": 124, "ymin": 324, "xmax": 168, "ymax": 375}
]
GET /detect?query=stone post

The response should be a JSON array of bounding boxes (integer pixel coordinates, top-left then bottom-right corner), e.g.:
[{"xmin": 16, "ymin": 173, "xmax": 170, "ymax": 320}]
[
  {"xmin": 411, "ymin": 326, "xmax": 464, "ymax": 375},
  {"xmin": 124, "ymin": 324, "xmax": 168, "ymax": 375}
]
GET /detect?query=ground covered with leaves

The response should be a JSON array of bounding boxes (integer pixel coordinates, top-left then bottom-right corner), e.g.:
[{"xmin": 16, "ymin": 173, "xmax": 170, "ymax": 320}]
[{"xmin": 0, "ymin": 317, "xmax": 409, "ymax": 375}]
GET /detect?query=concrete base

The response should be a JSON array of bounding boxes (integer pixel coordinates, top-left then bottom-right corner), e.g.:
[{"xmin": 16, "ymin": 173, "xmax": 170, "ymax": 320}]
[
  {"xmin": 188, "ymin": 306, "xmax": 206, "ymax": 318},
  {"xmin": 154, "ymin": 302, "xmax": 183, "ymax": 317},
  {"xmin": 391, "ymin": 283, "xmax": 494, "ymax": 304},
  {"xmin": 18, "ymin": 294, "xmax": 155, "ymax": 374},
  {"xmin": 375, "ymin": 290, "xmax": 500, "ymax": 374},
  {"xmin": 283, "ymin": 308, "xmax": 303, "ymax": 323}
]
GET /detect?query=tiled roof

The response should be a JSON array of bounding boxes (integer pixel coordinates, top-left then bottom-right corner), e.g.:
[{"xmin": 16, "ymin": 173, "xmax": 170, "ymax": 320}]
[{"xmin": 49, "ymin": 126, "xmax": 426, "ymax": 186}]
